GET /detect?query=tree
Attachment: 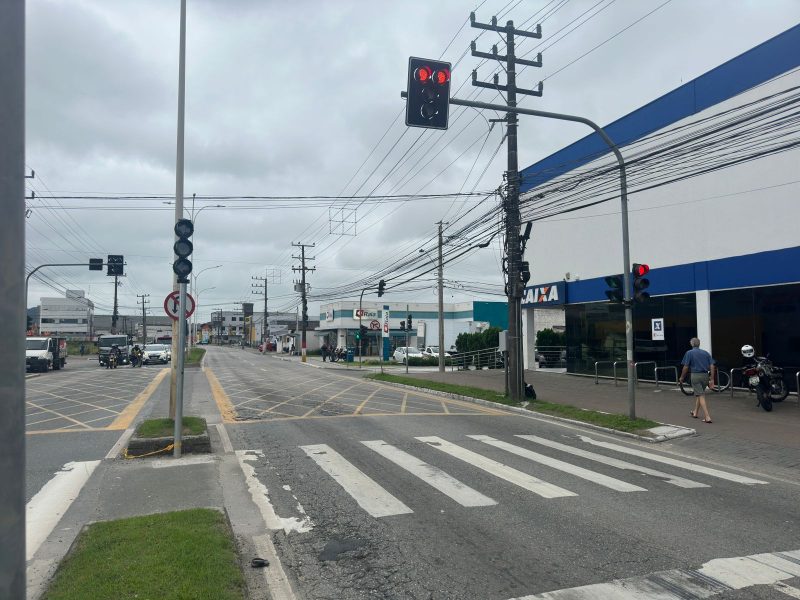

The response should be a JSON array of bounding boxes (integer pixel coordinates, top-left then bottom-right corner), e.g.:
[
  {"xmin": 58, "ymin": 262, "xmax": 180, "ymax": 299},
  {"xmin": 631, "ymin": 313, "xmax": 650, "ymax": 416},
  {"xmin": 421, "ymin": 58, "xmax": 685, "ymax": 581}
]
[{"xmin": 535, "ymin": 328, "xmax": 565, "ymax": 348}]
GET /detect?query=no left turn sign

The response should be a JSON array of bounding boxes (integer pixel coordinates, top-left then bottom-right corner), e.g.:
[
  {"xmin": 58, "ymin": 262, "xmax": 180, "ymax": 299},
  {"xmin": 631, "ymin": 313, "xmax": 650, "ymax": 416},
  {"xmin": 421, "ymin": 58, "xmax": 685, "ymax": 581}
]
[{"xmin": 163, "ymin": 291, "xmax": 196, "ymax": 321}]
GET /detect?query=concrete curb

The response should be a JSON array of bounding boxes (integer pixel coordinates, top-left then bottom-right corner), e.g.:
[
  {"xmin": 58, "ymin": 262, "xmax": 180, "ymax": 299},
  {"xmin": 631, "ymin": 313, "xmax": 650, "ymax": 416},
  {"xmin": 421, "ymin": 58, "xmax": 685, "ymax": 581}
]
[
  {"xmin": 126, "ymin": 431, "xmax": 212, "ymax": 456},
  {"xmin": 368, "ymin": 378, "xmax": 696, "ymax": 444}
]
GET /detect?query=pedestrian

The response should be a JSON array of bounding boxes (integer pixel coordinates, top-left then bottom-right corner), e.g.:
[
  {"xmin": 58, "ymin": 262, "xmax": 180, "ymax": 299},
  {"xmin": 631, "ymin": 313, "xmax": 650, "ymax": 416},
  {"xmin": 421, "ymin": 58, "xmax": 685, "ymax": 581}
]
[
  {"xmin": 79, "ymin": 343, "xmax": 85, "ymax": 356},
  {"xmin": 678, "ymin": 337, "xmax": 716, "ymax": 423},
  {"xmin": 321, "ymin": 342, "xmax": 328, "ymax": 362}
]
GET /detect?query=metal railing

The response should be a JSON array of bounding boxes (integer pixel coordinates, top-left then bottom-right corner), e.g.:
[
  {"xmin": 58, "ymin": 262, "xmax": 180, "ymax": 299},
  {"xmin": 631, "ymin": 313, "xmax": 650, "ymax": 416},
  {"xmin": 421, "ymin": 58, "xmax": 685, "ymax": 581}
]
[
  {"xmin": 534, "ymin": 346, "xmax": 566, "ymax": 369},
  {"xmin": 594, "ymin": 361, "xmax": 615, "ymax": 384},
  {"xmin": 729, "ymin": 368, "xmax": 746, "ymax": 398},
  {"xmin": 797, "ymin": 372, "xmax": 799, "ymax": 407},
  {"xmin": 633, "ymin": 361, "xmax": 656, "ymax": 386},
  {"xmin": 451, "ymin": 346, "xmax": 505, "ymax": 371},
  {"xmin": 613, "ymin": 360, "xmax": 626, "ymax": 386},
  {"xmin": 654, "ymin": 366, "xmax": 678, "ymax": 389}
]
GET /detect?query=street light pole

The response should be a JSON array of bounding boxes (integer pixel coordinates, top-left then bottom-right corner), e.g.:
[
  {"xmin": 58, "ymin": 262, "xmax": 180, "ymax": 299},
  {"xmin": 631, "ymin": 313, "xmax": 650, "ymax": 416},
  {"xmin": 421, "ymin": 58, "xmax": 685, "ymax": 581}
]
[{"xmin": 190, "ymin": 264, "xmax": 221, "ymax": 347}]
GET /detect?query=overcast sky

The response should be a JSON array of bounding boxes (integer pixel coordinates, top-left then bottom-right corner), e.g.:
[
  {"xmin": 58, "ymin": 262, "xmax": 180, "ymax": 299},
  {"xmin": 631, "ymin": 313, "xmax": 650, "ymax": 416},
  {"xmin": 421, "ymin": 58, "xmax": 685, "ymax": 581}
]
[{"xmin": 24, "ymin": 0, "xmax": 800, "ymax": 321}]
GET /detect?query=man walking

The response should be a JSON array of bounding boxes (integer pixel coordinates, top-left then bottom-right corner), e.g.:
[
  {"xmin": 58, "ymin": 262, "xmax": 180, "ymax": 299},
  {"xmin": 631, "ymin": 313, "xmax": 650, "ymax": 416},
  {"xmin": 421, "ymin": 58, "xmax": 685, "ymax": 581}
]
[
  {"xmin": 321, "ymin": 341, "xmax": 328, "ymax": 362},
  {"xmin": 679, "ymin": 337, "xmax": 717, "ymax": 423}
]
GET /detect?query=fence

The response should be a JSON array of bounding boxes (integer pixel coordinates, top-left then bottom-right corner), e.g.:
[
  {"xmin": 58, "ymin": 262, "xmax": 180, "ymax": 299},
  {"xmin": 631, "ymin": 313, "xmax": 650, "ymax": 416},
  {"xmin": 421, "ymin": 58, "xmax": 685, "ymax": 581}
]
[{"xmin": 534, "ymin": 346, "xmax": 566, "ymax": 369}]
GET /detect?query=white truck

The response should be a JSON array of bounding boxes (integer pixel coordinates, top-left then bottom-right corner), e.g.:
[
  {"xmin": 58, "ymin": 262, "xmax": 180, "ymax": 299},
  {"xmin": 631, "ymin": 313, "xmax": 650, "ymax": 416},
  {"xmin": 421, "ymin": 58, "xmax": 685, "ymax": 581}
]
[{"xmin": 25, "ymin": 336, "xmax": 68, "ymax": 373}]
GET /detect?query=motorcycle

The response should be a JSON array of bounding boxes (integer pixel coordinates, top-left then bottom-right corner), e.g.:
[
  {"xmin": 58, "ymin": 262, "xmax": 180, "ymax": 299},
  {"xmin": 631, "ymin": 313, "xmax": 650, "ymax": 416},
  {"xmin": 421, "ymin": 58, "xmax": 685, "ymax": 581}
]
[
  {"xmin": 740, "ymin": 345, "xmax": 788, "ymax": 412},
  {"xmin": 106, "ymin": 352, "xmax": 118, "ymax": 369},
  {"xmin": 328, "ymin": 347, "xmax": 346, "ymax": 362}
]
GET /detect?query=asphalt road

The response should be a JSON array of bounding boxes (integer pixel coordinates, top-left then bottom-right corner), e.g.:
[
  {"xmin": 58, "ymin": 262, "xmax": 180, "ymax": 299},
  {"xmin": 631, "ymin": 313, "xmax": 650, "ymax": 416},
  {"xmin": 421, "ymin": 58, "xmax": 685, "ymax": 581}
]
[{"xmin": 204, "ymin": 347, "xmax": 800, "ymax": 600}]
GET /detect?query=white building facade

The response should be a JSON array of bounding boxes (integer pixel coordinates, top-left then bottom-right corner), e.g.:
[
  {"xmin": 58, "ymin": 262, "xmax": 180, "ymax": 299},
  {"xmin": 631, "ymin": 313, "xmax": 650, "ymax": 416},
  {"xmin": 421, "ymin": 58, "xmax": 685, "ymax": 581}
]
[{"xmin": 39, "ymin": 290, "xmax": 94, "ymax": 340}]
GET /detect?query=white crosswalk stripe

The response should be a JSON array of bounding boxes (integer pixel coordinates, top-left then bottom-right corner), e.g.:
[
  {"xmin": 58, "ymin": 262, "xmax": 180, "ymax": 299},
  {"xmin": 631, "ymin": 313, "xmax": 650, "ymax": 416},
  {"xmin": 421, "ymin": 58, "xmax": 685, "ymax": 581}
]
[
  {"xmin": 516, "ymin": 435, "xmax": 709, "ymax": 488},
  {"xmin": 300, "ymin": 443, "xmax": 412, "ymax": 518},
  {"xmin": 416, "ymin": 436, "xmax": 577, "ymax": 498},
  {"xmin": 362, "ymin": 440, "xmax": 497, "ymax": 507},
  {"xmin": 468, "ymin": 435, "xmax": 647, "ymax": 493}
]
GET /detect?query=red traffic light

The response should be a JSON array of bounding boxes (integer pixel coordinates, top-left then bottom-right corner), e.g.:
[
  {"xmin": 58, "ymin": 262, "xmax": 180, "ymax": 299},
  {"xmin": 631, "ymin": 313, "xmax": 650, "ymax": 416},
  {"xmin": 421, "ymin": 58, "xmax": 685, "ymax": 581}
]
[
  {"xmin": 632, "ymin": 263, "xmax": 649, "ymax": 277},
  {"xmin": 414, "ymin": 66, "xmax": 432, "ymax": 83},
  {"xmin": 434, "ymin": 69, "xmax": 450, "ymax": 85}
]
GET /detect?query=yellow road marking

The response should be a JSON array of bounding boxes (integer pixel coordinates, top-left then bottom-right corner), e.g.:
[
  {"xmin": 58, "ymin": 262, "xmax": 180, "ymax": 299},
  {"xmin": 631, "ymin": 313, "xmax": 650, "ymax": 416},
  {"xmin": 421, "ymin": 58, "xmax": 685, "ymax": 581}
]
[
  {"xmin": 24, "ymin": 400, "xmax": 92, "ymax": 430},
  {"xmin": 26, "ymin": 427, "xmax": 109, "ymax": 435},
  {"xmin": 206, "ymin": 367, "xmax": 236, "ymax": 422},
  {"xmin": 401, "ymin": 392, "xmax": 408, "ymax": 414},
  {"xmin": 108, "ymin": 368, "xmax": 169, "ymax": 430},
  {"xmin": 441, "ymin": 400, "xmax": 450, "ymax": 414},
  {"xmin": 302, "ymin": 382, "xmax": 363, "ymax": 417},
  {"xmin": 353, "ymin": 389, "xmax": 379, "ymax": 415},
  {"xmin": 222, "ymin": 411, "xmax": 505, "ymax": 424}
]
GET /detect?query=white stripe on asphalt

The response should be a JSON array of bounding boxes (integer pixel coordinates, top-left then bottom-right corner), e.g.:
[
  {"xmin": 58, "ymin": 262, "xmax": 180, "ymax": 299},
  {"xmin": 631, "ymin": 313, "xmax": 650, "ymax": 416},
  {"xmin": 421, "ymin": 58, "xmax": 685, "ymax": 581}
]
[
  {"xmin": 507, "ymin": 548, "xmax": 800, "ymax": 600},
  {"xmin": 416, "ymin": 436, "xmax": 576, "ymax": 499},
  {"xmin": 361, "ymin": 440, "xmax": 497, "ymax": 507},
  {"xmin": 215, "ymin": 422, "xmax": 234, "ymax": 453},
  {"xmin": 300, "ymin": 444, "xmax": 413, "ymax": 517},
  {"xmin": 516, "ymin": 435, "xmax": 708, "ymax": 489},
  {"xmin": 577, "ymin": 435, "xmax": 769, "ymax": 485},
  {"xmin": 469, "ymin": 435, "xmax": 647, "ymax": 493},
  {"xmin": 26, "ymin": 460, "xmax": 101, "ymax": 561}
]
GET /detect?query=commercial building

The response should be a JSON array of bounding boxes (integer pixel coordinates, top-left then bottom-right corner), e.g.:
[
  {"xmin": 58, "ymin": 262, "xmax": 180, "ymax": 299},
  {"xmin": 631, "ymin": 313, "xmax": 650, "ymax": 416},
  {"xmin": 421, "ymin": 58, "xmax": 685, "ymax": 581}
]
[
  {"xmin": 318, "ymin": 300, "xmax": 508, "ymax": 356},
  {"xmin": 520, "ymin": 24, "xmax": 800, "ymax": 384},
  {"xmin": 39, "ymin": 290, "xmax": 94, "ymax": 340}
]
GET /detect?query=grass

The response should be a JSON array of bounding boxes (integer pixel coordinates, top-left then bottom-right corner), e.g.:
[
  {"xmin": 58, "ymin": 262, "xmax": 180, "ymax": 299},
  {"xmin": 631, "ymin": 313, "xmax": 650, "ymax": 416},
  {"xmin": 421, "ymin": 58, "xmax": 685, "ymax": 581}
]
[
  {"xmin": 186, "ymin": 347, "xmax": 206, "ymax": 365},
  {"xmin": 43, "ymin": 508, "xmax": 244, "ymax": 600},
  {"xmin": 366, "ymin": 373, "xmax": 660, "ymax": 434},
  {"xmin": 136, "ymin": 416, "xmax": 207, "ymax": 438}
]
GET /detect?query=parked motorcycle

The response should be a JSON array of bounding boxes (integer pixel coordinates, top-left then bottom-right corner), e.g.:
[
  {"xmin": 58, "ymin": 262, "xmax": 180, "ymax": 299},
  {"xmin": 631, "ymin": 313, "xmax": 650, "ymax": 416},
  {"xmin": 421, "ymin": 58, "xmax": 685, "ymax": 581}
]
[{"xmin": 740, "ymin": 344, "xmax": 789, "ymax": 412}]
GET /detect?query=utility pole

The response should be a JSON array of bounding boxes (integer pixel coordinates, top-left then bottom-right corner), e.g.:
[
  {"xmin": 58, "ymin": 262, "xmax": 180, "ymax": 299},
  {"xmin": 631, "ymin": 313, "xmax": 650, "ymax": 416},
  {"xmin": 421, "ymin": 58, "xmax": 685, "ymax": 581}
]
[
  {"xmin": 252, "ymin": 268, "xmax": 280, "ymax": 347},
  {"xmin": 470, "ymin": 13, "xmax": 542, "ymax": 402},
  {"xmin": 291, "ymin": 244, "xmax": 315, "ymax": 363},
  {"xmin": 437, "ymin": 221, "xmax": 447, "ymax": 373},
  {"xmin": 137, "ymin": 294, "xmax": 150, "ymax": 343},
  {"xmin": 112, "ymin": 275, "xmax": 121, "ymax": 334}
]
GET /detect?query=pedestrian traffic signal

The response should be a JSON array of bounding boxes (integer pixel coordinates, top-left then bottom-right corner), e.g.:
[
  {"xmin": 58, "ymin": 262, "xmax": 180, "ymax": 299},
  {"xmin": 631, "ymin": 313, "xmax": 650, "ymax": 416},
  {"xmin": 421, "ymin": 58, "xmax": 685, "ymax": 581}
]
[
  {"xmin": 172, "ymin": 219, "xmax": 194, "ymax": 283},
  {"xmin": 632, "ymin": 263, "xmax": 650, "ymax": 302},
  {"xmin": 89, "ymin": 258, "xmax": 103, "ymax": 271},
  {"xmin": 400, "ymin": 320, "xmax": 406, "ymax": 331},
  {"xmin": 107, "ymin": 255, "xmax": 124, "ymax": 276},
  {"xmin": 377, "ymin": 279, "xmax": 386, "ymax": 297},
  {"xmin": 407, "ymin": 314, "xmax": 413, "ymax": 330},
  {"xmin": 604, "ymin": 274, "xmax": 624, "ymax": 303},
  {"xmin": 405, "ymin": 57, "xmax": 451, "ymax": 130}
]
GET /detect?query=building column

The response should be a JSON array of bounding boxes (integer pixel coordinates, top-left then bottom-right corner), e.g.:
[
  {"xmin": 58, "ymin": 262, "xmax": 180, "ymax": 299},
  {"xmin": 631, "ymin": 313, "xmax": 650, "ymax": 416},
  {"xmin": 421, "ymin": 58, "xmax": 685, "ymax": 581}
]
[
  {"xmin": 522, "ymin": 307, "xmax": 535, "ymax": 370},
  {"xmin": 695, "ymin": 289, "xmax": 712, "ymax": 355}
]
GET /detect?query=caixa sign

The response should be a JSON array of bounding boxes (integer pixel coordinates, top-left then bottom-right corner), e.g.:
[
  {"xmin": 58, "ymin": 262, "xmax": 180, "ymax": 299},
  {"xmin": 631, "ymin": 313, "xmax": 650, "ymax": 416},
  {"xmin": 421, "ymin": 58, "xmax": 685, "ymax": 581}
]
[{"xmin": 522, "ymin": 281, "xmax": 565, "ymax": 307}]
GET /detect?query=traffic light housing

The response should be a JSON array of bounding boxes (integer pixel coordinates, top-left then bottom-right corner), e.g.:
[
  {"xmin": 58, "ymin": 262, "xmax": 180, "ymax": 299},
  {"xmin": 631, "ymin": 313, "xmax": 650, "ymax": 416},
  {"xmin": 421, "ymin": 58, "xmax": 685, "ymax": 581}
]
[
  {"xmin": 632, "ymin": 263, "xmax": 650, "ymax": 302},
  {"xmin": 107, "ymin": 255, "xmax": 124, "ymax": 276},
  {"xmin": 604, "ymin": 274, "xmax": 624, "ymax": 303},
  {"xmin": 377, "ymin": 279, "xmax": 386, "ymax": 297},
  {"xmin": 399, "ymin": 320, "xmax": 406, "ymax": 331},
  {"xmin": 406, "ymin": 57, "xmax": 451, "ymax": 130},
  {"xmin": 407, "ymin": 314, "xmax": 413, "ymax": 331},
  {"xmin": 520, "ymin": 261, "xmax": 531, "ymax": 284},
  {"xmin": 89, "ymin": 258, "xmax": 103, "ymax": 271},
  {"xmin": 360, "ymin": 324, "xmax": 368, "ymax": 339},
  {"xmin": 172, "ymin": 219, "xmax": 194, "ymax": 283}
]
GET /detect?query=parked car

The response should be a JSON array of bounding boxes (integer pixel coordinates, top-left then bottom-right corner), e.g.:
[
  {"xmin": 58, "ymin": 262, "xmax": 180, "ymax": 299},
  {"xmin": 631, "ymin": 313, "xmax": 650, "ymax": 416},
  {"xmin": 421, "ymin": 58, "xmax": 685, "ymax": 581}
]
[
  {"xmin": 536, "ymin": 348, "xmax": 566, "ymax": 368},
  {"xmin": 141, "ymin": 344, "xmax": 170, "ymax": 365},
  {"xmin": 392, "ymin": 346, "xmax": 424, "ymax": 364},
  {"xmin": 422, "ymin": 346, "xmax": 452, "ymax": 358}
]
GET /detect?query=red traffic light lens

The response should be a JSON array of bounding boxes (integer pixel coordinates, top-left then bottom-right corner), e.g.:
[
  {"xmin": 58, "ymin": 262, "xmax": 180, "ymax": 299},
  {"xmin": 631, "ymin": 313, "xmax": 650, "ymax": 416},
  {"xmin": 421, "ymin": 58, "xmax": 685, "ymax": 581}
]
[
  {"xmin": 414, "ymin": 66, "xmax": 432, "ymax": 83},
  {"xmin": 434, "ymin": 69, "xmax": 450, "ymax": 85},
  {"xmin": 633, "ymin": 263, "xmax": 650, "ymax": 277}
]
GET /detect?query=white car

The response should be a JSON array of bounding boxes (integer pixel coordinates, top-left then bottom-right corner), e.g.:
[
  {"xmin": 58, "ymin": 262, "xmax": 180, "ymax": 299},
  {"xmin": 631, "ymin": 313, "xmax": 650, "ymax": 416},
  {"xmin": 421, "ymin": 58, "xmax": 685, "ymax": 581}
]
[
  {"xmin": 141, "ymin": 344, "xmax": 170, "ymax": 365},
  {"xmin": 422, "ymin": 346, "xmax": 452, "ymax": 358},
  {"xmin": 392, "ymin": 346, "xmax": 424, "ymax": 364}
]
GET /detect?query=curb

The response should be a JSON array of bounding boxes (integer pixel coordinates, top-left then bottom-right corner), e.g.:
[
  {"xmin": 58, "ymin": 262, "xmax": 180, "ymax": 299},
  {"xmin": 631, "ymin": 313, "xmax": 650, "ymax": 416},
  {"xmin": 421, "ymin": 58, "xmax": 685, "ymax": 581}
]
[
  {"xmin": 367, "ymin": 378, "xmax": 696, "ymax": 444},
  {"xmin": 126, "ymin": 431, "xmax": 212, "ymax": 456}
]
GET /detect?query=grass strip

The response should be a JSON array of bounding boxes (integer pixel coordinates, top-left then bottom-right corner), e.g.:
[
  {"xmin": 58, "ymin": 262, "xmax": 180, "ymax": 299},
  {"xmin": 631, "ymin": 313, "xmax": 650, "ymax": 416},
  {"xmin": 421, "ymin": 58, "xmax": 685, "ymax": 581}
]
[
  {"xmin": 43, "ymin": 508, "xmax": 244, "ymax": 600},
  {"xmin": 186, "ymin": 347, "xmax": 206, "ymax": 365},
  {"xmin": 366, "ymin": 373, "xmax": 660, "ymax": 434},
  {"xmin": 136, "ymin": 416, "xmax": 207, "ymax": 438}
]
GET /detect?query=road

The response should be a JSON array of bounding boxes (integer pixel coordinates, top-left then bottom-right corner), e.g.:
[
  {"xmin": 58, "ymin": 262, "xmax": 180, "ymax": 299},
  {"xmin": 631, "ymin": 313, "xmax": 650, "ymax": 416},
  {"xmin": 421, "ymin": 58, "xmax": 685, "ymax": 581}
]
[{"xmin": 202, "ymin": 346, "xmax": 800, "ymax": 600}]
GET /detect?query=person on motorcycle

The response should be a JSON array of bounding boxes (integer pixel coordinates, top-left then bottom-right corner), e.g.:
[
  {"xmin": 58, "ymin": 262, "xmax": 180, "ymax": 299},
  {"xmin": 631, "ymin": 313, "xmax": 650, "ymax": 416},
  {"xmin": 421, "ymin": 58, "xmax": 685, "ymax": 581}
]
[
  {"xmin": 108, "ymin": 344, "xmax": 121, "ymax": 369},
  {"xmin": 678, "ymin": 337, "xmax": 716, "ymax": 423},
  {"xmin": 131, "ymin": 344, "xmax": 143, "ymax": 367}
]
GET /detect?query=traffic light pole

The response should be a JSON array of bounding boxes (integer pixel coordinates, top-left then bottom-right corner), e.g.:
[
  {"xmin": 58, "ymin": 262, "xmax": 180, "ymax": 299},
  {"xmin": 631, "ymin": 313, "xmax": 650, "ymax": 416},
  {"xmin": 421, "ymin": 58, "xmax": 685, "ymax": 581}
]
[
  {"xmin": 445, "ymin": 95, "xmax": 636, "ymax": 418},
  {"xmin": 358, "ymin": 288, "xmax": 366, "ymax": 368},
  {"xmin": 173, "ymin": 282, "xmax": 187, "ymax": 458},
  {"xmin": 437, "ymin": 222, "xmax": 446, "ymax": 373}
]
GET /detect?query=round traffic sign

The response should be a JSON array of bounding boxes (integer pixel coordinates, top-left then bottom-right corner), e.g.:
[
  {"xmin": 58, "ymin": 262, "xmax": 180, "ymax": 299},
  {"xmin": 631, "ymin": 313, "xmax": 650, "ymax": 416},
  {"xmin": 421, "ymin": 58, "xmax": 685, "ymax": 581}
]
[
  {"xmin": 369, "ymin": 320, "xmax": 381, "ymax": 330},
  {"xmin": 163, "ymin": 290, "xmax": 196, "ymax": 321}
]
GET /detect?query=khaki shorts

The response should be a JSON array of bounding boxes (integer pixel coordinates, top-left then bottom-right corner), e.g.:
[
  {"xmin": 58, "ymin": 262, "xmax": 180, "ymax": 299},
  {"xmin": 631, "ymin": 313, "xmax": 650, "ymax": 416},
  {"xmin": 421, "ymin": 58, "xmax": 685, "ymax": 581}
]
[{"xmin": 690, "ymin": 372, "xmax": 709, "ymax": 396}]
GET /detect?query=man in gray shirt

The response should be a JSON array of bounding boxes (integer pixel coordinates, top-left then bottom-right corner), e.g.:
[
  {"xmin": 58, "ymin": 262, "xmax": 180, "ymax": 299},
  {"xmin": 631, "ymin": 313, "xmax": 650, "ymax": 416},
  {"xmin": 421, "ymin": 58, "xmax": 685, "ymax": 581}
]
[{"xmin": 679, "ymin": 337, "xmax": 717, "ymax": 423}]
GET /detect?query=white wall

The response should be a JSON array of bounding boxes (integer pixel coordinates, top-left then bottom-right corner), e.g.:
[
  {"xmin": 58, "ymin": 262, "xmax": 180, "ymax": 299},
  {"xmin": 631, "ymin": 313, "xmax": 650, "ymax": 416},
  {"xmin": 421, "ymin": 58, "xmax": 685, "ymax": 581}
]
[{"xmin": 524, "ymin": 71, "xmax": 800, "ymax": 285}]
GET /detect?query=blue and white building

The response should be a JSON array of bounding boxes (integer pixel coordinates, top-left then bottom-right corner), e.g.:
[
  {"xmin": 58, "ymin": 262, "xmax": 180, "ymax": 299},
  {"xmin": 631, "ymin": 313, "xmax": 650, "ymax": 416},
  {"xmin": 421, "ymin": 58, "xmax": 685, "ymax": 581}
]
[{"xmin": 520, "ymin": 24, "xmax": 800, "ymax": 379}]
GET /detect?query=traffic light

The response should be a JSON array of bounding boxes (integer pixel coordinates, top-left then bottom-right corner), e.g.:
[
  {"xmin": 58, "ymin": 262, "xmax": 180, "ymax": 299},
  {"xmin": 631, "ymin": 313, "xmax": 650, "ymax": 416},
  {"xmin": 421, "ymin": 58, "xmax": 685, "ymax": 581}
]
[
  {"xmin": 400, "ymin": 320, "xmax": 406, "ymax": 331},
  {"xmin": 405, "ymin": 57, "xmax": 451, "ymax": 130},
  {"xmin": 604, "ymin": 274, "xmax": 624, "ymax": 303},
  {"xmin": 360, "ymin": 324, "xmax": 368, "ymax": 339},
  {"xmin": 172, "ymin": 219, "xmax": 194, "ymax": 283},
  {"xmin": 107, "ymin": 254, "xmax": 124, "ymax": 276},
  {"xmin": 377, "ymin": 279, "xmax": 386, "ymax": 297},
  {"xmin": 632, "ymin": 263, "xmax": 650, "ymax": 302},
  {"xmin": 407, "ymin": 314, "xmax": 413, "ymax": 331},
  {"xmin": 89, "ymin": 258, "xmax": 103, "ymax": 271},
  {"xmin": 520, "ymin": 261, "xmax": 531, "ymax": 284}
]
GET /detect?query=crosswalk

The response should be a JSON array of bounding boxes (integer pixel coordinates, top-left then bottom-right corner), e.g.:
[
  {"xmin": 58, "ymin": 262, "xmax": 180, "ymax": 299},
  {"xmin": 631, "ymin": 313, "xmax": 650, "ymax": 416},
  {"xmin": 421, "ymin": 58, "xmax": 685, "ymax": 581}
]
[{"xmin": 287, "ymin": 433, "xmax": 768, "ymax": 520}]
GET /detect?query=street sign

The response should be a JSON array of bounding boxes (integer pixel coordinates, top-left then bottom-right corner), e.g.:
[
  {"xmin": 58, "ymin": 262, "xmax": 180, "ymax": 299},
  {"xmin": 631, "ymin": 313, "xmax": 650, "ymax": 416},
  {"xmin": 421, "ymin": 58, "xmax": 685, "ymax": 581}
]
[
  {"xmin": 163, "ymin": 290, "xmax": 196, "ymax": 321},
  {"xmin": 651, "ymin": 318, "xmax": 664, "ymax": 341},
  {"xmin": 369, "ymin": 319, "xmax": 381, "ymax": 330},
  {"xmin": 382, "ymin": 308, "xmax": 390, "ymax": 337}
]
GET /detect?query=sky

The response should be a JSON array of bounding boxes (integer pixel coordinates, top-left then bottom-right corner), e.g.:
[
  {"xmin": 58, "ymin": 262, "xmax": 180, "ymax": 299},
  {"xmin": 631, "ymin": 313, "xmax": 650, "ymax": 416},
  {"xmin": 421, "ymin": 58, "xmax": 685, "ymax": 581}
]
[{"xmin": 24, "ymin": 0, "xmax": 800, "ymax": 322}]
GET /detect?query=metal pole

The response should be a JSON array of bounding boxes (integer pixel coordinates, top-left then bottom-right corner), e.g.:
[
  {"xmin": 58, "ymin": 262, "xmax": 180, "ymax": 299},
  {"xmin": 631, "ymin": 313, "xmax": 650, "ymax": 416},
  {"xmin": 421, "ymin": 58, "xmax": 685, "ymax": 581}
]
[
  {"xmin": 174, "ymin": 282, "xmax": 187, "ymax": 458},
  {"xmin": 446, "ymin": 95, "xmax": 636, "ymax": 417},
  {"xmin": 359, "ymin": 288, "xmax": 366, "ymax": 368},
  {"xmin": 0, "ymin": 2, "xmax": 25, "ymax": 593},
  {"xmin": 437, "ymin": 222, "xmax": 445, "ymax": 372},
  {"xmin": 170, "ymin": 0, "xmax": 187, "ymax": 420},
  {"xmin": 406, "ymin": 303, "xmax": 410, "ymax": 375}
]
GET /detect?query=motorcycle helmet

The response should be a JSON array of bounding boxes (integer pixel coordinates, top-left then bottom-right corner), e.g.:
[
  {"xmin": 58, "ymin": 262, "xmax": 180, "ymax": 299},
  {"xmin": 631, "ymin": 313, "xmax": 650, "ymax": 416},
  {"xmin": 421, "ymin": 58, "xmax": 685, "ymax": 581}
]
[{"xmin": 741, "ymin": 344, "xmax": 755, "ymax": 358}]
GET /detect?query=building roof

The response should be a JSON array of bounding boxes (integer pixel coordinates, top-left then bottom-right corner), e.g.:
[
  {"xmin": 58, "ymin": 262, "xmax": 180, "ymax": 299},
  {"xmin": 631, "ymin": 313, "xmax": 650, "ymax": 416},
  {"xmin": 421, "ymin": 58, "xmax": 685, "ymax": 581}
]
[{"xmin": 520, "ymin": 23, "xmax": 800, "ymax": 193}]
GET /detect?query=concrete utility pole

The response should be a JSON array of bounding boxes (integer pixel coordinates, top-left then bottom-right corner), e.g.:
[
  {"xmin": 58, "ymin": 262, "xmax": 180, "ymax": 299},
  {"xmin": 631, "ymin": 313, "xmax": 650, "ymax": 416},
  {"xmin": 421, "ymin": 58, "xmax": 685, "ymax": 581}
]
[
  {"xmin": 437, "ymin": 222, "xmax": 446, "ymax": 372},
  {"xmin": 291, "ymin": 243, "xmax": 315, "ymax": 363},
  {"xmin": 137, "ymin": 294, "xmax": 150, "ymax": 343},
  {"xmin": 112, "ymin": 275, "xmax": 120, "ymax": 334},
  {"xmin": 470, "ymin": 13, "xmax": 543, "ymax": 402},
  {"xmin": 252, "ymin": 268, "xmax": 280, "ymax": 346}
]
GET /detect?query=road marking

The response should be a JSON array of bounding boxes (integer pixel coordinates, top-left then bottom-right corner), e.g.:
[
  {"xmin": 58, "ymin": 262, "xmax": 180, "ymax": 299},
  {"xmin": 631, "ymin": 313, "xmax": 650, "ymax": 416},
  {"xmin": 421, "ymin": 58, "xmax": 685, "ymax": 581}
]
[
  {"xmin": 507, "ymin": 548, "xmax": 800, "ymax": 599},
  {"xmin": 215, "ymin": 423, "xmax": 234, "ymax": 453},
  {"xmin": 105, "ymin": 427, "xmax": 135, "ymax": 459},
  {"xmin": 516, "ymin": 435, "xmax": 708, "ymax": 489},
  {"xmin": 469, "ymin": 435, "xmax": 646, "ymax": 493},
  {"xmin": 301, "ymin": 381, "xmax": 363, "ymax": 417},
  {"xmin": 416, "ymin": 437, "xmax": 576, "ymax": 499},
  {"xmin": 206, "ymin": 367, "xmax": 236, "ymax": 422},
  {"xmin": 26, "ymin": 460, "xmax": 101, "ymax": 561},
  {"xmin": 24, "ymin": 400, "xmax": 93, "ymax": 430},
  {"xmin": 300, "ymin": 444, "xmax": 413, "ymax": 517},
  {"xmin": 362, "ymin": 440, "xmax": 496, "ymax": 507},
  {"xmin": 577, "ymin": 435, "xmax": 769, "ymax": 485},
  {"xmin": 151, "ymin": 455, "xmax": 217, "ymax": 468},
  {"xmin": 108, "ymin": 368, "xmax": 169, "ymax": 430},
  {"xmin": 353, "ymin": 389, "xmax": 378, "ymax": 415},
  {"xmin": 401, "ymin": 392, "xmax": 408, "ymax": 414}
]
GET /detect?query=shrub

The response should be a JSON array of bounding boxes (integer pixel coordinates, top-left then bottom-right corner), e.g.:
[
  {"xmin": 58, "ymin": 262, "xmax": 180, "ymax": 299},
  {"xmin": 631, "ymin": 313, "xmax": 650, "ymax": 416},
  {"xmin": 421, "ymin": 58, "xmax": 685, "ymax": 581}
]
[{"xmin": 536, "ymin": 328, "xmax": 565, "ymax": 347}]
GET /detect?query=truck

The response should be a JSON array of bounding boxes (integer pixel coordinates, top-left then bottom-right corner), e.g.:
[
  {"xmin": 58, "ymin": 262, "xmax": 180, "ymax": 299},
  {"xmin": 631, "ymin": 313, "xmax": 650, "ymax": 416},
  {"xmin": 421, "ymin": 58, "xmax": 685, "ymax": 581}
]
[
  {"xmin": 25, "ymin": 336, "xmax": 68, "ymax": 372},
  {"xmin": 97, "ymin": 334, "xmax": 131, "ymax": 367}
]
